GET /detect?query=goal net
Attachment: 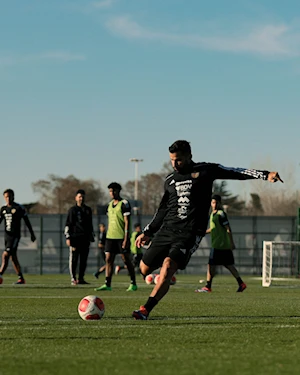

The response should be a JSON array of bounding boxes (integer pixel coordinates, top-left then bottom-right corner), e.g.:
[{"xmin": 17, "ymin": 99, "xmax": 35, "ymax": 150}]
[{"xmin": 262, "ymin": 241, "xmax": 300, "ymax": 287}]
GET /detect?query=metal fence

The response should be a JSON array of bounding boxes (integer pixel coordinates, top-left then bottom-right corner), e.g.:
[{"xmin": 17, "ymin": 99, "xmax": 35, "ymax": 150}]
[{"xmin": 0, "ymin": 214, "xmax": 297, "ymax": 276}]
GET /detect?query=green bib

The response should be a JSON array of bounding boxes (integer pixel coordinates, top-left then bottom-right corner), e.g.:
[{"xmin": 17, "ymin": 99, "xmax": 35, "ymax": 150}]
[
  {"xmin": 107, "ymin": 201, "xmax": 127, "ymax": 239},
  {"xmin": 130, "ymin": 231, "xmax": 142, "ymax": 254},
  {"xmin": 210, "ymin": 210, "xmax": 231, "ymax": 249}
]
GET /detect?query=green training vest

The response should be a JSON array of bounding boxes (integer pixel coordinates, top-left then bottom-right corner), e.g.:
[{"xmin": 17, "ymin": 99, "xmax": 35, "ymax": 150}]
[
  {"xmin": 210, "ymin": 210, "xmax": 231, "ymax": 249},
  {"xmin": 130, "ymin": 231, "xmax": 142, "ymax": 254},
  {"xmin": 107, "ymin": 201, "xmax": 127, "ymax": 239}
]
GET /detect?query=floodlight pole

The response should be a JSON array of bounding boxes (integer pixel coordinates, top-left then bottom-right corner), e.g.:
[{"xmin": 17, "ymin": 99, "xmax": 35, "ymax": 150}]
[{"xmin": 129, "ymin": 158, "xmax": 143, "ymax": 215}]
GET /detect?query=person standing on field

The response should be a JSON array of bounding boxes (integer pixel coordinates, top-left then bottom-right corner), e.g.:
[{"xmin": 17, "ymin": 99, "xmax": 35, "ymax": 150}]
[
  {"xmin": 65, "ymin": 189, "xmax": 95, "ymax": 285},
  {"xmin": 0, "ymin": 189, "xmax": 36, "ymax": 285},
  {"xmin": 195, "ymin": 194, "xmax": 246, "ymax": 293},
  {"xmin": 94, "ymin": 182, "xmax": 137, "ymax": 292},
  {"xmin": 132, "ymin": 140, "xmax": 283, "ymax": 320}
]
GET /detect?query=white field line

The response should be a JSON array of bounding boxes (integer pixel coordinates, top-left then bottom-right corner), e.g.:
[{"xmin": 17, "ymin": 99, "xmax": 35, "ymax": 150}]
[
  {"xmin": 1, "ymin": 316, "xmax": 300, "ymax": 324},
  {"xmin": 0, "ymin": 295, "xmax": 138, "ymax": 299},
  {"xmin": 0, "ymin": 324, "xmax": 298, "ymax": 330}
]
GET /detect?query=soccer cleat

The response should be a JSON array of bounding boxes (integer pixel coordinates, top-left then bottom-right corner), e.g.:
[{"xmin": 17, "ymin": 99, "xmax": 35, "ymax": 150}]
[
  {"xmin": 15, "ymin": 278, "xmax": 25, "ymax": 285},
  {"xmin": 132, "ymin": 306, "xmax": 149, "ymax": 320},
  {"xmin": 93, "ymin": 272, "xmax": 99, "ymax": 279},
  {"xmin": 126, "ymin": 284, "xmax": 137, "ymax": 292},
  {"xmin": 71, "ymin": 279, "xmax": 77, "ymax": 286},
  {"xmin": 195, "ymin": 286, "xmax": 212, "ymax": 293},
  {"xmin": 115, "ymin": 265, "xmax": 121, "ymax": 275},
  {"xmin": 94, "ymin": 284, "xmax": 112, "ymax": 291},
  {"xmin": 237, "ymin": 283, "xmax": 247, "ymax": 292},
  {"xmin": 77, "ymin": 280, "xmax": 90, "ymax": 285}
]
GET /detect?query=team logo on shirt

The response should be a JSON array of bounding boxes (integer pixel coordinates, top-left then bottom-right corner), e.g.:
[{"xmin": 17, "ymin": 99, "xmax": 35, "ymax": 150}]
[
  {"xmin": 191, "ymin": 172, "xmax": 199, "ymax": 179},
  {"xmin": 11, "ymin": 208, "xmax": 16, "ymax": 214},
  {"xmin": 175, "ymin": 180, "xmax": 192, "ymax": 220}
]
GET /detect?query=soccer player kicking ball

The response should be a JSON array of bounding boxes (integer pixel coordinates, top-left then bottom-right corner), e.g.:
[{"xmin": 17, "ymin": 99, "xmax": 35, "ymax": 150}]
[
  {"xmin": 195, "ymin": 194, "xmax": 246, "ymax": 293},
  {"xmin": 132, "ymin": 140, "xmax": 283, "ymax": 320}
]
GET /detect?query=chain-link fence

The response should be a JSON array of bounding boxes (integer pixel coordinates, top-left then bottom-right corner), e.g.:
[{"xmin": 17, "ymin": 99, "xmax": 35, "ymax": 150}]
[{"xmin": 0, "ymin": 214, "xmax": 297, "ymax": 275}]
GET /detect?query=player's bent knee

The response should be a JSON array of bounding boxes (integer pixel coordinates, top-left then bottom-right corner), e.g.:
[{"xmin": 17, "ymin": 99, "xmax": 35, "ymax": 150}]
[
  {"xmin": 139, "ymin": 261, "xmax": 150, "ymax": 276},
  {"xmin": 162, "ymin": 257, "xmax": 177, "ymax": 270}
]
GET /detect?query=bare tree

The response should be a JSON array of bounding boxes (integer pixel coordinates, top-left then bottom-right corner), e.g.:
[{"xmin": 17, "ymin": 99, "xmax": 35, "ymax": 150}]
[
  {"xmin": 31, "ymin": 174, "xmax": 105, "ymax": 214},
  {"xmin": 247, "ymin": 193, "xmax": 264, "ymax": 215},
  {"xmin": 123, "ymin": 173, "xmax": 165, "ymax": 215}
]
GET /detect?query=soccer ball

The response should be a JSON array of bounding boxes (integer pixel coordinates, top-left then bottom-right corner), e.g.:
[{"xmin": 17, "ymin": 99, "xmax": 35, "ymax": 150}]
[
  {"xmin": 170, "ymin": 275, "xmax": 176, "ymax": 285},
  {"xmin": 154, "ymin": 274, "xmax": 160, "ymax": 285},
  {"xmin": 78, "ymin": 295, "xmax": 105, "ymax": 321},
  {"xmin": 145, "ymin": 274, "xmax": 155, "ymax": 285}
]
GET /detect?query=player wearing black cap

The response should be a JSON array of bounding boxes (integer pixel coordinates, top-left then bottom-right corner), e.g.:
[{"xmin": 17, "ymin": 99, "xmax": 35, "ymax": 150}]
[{"xmin": 64, "ymin": 189, "xmax": 95, "ymax": 285}]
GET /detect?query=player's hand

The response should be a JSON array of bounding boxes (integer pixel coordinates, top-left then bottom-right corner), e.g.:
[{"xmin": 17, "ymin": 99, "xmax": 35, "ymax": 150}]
[
  {"xmin": 268, "ymin": 172, "xmax": 283, "ymax": 183},
  {"xmin": 122, "ymin": 238, "xmax": 128, "ymax": 249},
  {"xmin": 135, "ymin": 233, "xmax": 150, "ymax": 248},
  {"xmin": 66, "ymin": 239, "xmax": 71, "ymax": 247},
  {"xmin": 31, "ymin": 234, "xmax": 36, "ymax": 242},
  {"xmin": 231, "ymin": 243, "xmax": 236, "ymax": 251}
]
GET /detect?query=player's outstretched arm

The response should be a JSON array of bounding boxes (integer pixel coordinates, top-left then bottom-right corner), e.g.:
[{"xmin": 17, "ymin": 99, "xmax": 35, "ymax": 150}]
[{"xmin": 208, "ymin": 163, "xmax": 283, "ymax": 182}]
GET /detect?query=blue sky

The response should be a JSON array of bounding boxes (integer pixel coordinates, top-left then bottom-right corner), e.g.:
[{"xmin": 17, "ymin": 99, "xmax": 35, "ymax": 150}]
[{"xmin": 1, "ymin": 0, "xmax": 299, "ymax": 204}]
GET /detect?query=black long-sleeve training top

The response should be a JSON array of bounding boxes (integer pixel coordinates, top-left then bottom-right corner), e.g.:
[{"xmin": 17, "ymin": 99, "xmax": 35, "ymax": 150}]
[
  {"xmin": 64, "ymin": 204, "xmax": 94, "ymax": 244},
  {"xmin": 143, "ymin": 162, "xmax": 269, "ymax": 237}
]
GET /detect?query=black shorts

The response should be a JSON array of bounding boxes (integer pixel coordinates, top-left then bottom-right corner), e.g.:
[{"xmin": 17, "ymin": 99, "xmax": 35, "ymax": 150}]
[
  {"xmin": 105, "ymin": 239, "xmax": 130, "ymax": 255},
  {"xmin": 208, "ymin": 248, "xmax": 235, "ymax": 266},
  {"xmin": 142, "ymin": 227, "xmax": 202, "ymax": 270},
  {"xmin": 4, "ymin": 236, "xmax": 20, "ymax": 255}
]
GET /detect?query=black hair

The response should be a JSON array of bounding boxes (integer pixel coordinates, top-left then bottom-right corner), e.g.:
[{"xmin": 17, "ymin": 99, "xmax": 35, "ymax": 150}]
[
  {"xmin": 134, "ymin": 223, "xmax": 141, "ymax": 228},
  {"xmin": 212, "ymin": 194, "xmax": 222, "ymax": 202},
  {"xmin": 169, "ymin": 140, "xmax": 191, "ymax": 155},
  {"xmin": 76, "ymin": 189, "xmax": 86, "ymax": 196},
  {"xmin": 3, "ymin": 189, "xmax": 14, "ymax": 199},
  {"xmin": 108, "ymin": 182, "xmax": 122, "ymax": 191}
]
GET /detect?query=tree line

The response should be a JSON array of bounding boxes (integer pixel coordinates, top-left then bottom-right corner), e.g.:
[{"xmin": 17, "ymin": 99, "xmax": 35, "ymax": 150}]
[{"xmin": 26, "ymin": 164, "xmax": 299, "ymax": 216}]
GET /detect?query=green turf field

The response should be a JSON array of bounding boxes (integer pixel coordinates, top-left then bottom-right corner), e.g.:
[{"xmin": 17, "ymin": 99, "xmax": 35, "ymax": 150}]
[{"xmin": 0, "ymin": 274, "xmax": 300, "ymax": 375}]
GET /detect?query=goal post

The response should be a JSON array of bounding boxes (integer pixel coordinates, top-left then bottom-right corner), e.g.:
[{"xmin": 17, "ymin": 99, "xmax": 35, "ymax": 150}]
[{"xmin": 262, "ymin": 241, "xmax": 300, "ymax": 287}]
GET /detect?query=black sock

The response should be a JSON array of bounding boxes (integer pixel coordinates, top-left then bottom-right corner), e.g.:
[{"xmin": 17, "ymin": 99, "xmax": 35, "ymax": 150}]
[
  {"xmin": 131, "ymin": 276, "xmax": 136, "ymax": 285},
  {"xmin": 95, "ymin": 271, "xmax": 100, "ymax": 277},
  {"xmin": 18, "ymin": 273, "xmax": 23, "ymax": 279},
  {"xmin": 105, "ymin": 276, "xmax": 112, "ymax": 287},
  {"xmin": 144, "ymin": 297, "xmax": 158, "ymax": 313},
  {"xmin": 236, "ymin": 277, "xmax": 243, "ymax": 285},
  {"xmin": 206, "ymin": 280, "xmax": 212, "ymax": 288}
]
